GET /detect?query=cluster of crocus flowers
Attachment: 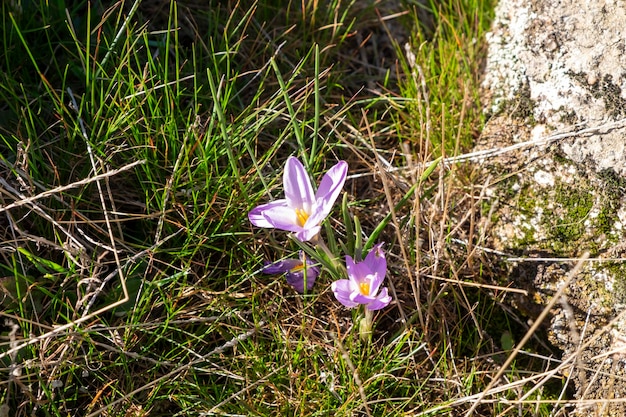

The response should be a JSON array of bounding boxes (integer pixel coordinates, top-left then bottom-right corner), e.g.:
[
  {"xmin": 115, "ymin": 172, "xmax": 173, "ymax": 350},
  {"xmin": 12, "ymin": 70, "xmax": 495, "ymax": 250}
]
[{"xmin": 249, "ymin": 156, "xmax": 391, "ymax": 317}]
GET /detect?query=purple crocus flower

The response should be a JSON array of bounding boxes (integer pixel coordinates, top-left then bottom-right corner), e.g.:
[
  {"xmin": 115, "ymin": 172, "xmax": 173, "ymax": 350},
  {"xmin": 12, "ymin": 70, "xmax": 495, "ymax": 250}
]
[
  {"xmin": 249, "ymin": 156, "xmax": 348, "ymax": 242},
  {"xmin": 331, "ymin": 243, "xmax": 392, "ymax": 311},
  {"xmin": 263, "ymin": 251, "xmax": 320, "ymax": 293}
]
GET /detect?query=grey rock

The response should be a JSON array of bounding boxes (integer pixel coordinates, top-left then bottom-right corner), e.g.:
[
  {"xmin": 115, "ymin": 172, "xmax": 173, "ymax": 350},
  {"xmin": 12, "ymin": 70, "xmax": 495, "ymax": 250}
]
[
  {"xmin": 481, "ymin": 0, "xmax": 626, "ymax": 413},
  {"xmin": 483, "ymin": 0, "xmax": 626, "ymax": 175}
]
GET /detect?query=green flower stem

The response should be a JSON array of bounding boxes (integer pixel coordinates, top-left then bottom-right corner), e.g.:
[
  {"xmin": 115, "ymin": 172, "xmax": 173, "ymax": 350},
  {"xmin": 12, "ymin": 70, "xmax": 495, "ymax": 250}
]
[{"xmin": 359, "ymin": 307, "xmax": 374, "ymax": 342}]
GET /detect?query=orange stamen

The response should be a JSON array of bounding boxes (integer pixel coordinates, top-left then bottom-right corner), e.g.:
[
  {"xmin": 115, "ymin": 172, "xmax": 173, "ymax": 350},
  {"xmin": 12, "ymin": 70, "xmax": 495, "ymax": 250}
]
[
  {"xmin": 359, "ymin": 282, "xmax": 370, "ymax": 296},
  {"xmin": 295, "ymin": 208, "xmax": 309, "ymax": 227}
]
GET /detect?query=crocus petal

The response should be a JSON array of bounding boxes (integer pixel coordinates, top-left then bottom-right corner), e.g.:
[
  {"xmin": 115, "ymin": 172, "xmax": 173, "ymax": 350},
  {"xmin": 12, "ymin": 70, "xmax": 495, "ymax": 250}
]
[
  {"xmin": 286, "ymin": 264, "xmax": 319, "ymax": 293},
  {"xmin": 351, "ymin": 292, "xmax": 377, "ymax": 304},
  {"xmin": 283, "ymin": 157, "xmax": 315, "ymax": 213},
  {"xmin": 331, "ymin": 279, "xmax": 360, "ymax": 308},
  {"xmin": 249, "ymin": 200, "xmax": 302, "ymax": 233},
  {"xmin": 346, "ymin": 255, "xmax": 375, "ymax": 290},
  {"xmin": 249, "ymin": 200, "xmax": 289, "ymax": 228},
  {"xmin": 364, "ymin": 287, "xmax": 392, "ymax": 311},
  {"xmin": 293, "ymin": 225, "xmax": 321, "ymax": 242},
  {"xmin": 345, "ymin": 255, "xmax": 358, "ymax": 283},
  {"xmin": 312, "ymin": 160, "xmax": 348, "ymax": 221},
  {"xmin": 364, "ymin": 243, "xmax": 386, "ymax": 279},
  {"xmin": 363, "ymin": 243, "xmax": 386, "ymax": 294},
  {"xmin": 263, "ymin": 259, "xmax": 302, "ymax": 274}
]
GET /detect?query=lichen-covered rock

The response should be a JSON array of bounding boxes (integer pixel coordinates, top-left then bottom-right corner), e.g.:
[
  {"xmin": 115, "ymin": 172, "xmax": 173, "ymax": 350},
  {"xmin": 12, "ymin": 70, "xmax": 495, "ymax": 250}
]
[
  {"xmin": 484, "ymin": 0, "xmax": 626, "ymax": 176},
  {"xmin": 481, "ymin": 0, "xmax": 626, "ymax": 413}
]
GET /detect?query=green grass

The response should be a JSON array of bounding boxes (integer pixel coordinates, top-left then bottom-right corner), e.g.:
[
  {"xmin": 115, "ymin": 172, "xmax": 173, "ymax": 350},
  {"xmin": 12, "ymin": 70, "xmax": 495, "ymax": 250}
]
[{"xmin": 0, "ymin": 0, "xmax": 572, "ymax": 415}]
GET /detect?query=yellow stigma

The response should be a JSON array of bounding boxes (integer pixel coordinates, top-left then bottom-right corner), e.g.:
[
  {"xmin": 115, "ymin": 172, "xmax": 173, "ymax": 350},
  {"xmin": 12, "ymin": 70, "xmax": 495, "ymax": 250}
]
[
  {"xmin": 359, "ymin": 282, "xmax": 370, "ymax": 296},
  {"xmin": 295, "ymin": 208, "xmax": 309, "ymax": 227}
]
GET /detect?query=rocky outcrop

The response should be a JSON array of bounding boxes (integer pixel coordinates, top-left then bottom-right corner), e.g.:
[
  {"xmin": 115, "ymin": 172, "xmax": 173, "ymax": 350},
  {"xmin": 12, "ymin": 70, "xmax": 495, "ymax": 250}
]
[
  {"xmin": 481, "ymin": 0, "xmax": 626, "ymax": 413},
  {"xmin": 484, "ymin": 0, "xmax": 626, "ymax": 175}
]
